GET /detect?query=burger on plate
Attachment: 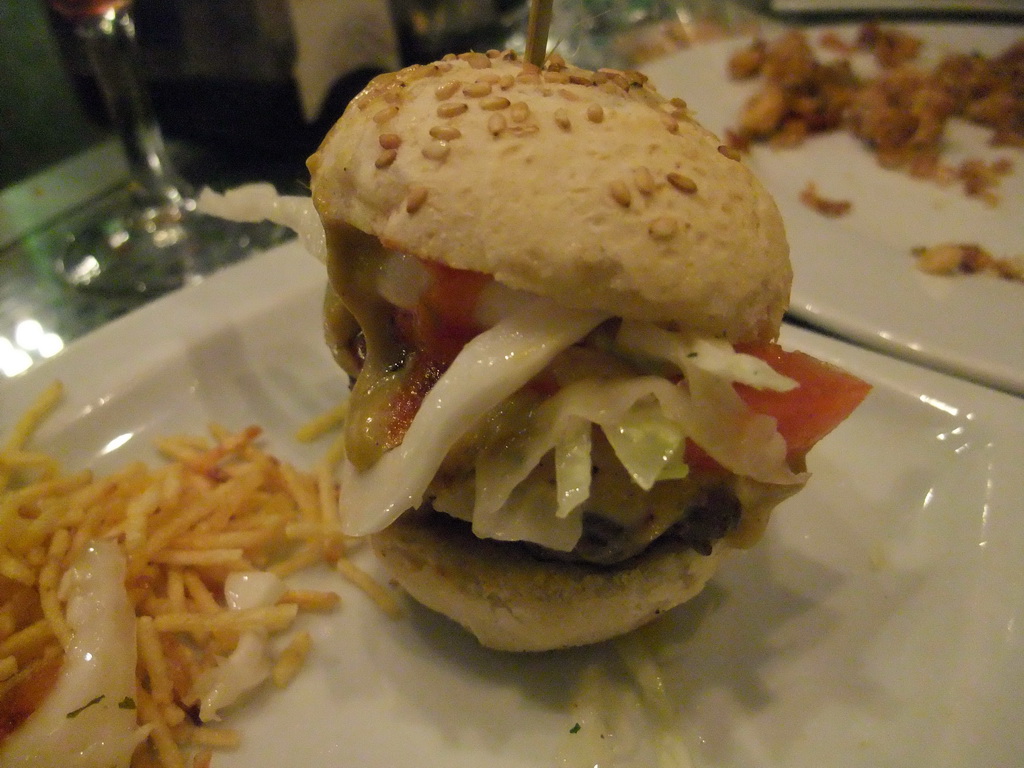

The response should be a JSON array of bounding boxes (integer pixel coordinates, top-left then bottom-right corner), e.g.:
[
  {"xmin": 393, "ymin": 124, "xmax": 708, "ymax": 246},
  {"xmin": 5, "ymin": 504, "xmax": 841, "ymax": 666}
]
[{"xmin": 307, "ymin": 50, "xmax": 870, "ymax": 651}]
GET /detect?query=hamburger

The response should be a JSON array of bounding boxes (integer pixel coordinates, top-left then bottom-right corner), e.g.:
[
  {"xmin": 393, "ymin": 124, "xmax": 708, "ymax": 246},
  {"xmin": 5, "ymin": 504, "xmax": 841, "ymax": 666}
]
[{"xmin": 307, "ymin": 50, "xmax": 870, "ymax": 651}]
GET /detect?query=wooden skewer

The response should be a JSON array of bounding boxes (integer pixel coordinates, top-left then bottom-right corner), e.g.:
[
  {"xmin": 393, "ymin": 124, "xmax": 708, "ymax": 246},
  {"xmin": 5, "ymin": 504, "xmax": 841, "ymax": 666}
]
[{"xmin": 525, "ymin": 0, "xmax": 554, "ymax": 67}]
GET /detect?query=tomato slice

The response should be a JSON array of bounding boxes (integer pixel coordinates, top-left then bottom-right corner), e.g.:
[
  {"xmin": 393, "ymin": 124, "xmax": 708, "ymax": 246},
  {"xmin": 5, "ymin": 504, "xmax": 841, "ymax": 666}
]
[
  {"xmin": 737, "ymin": 342, "xmax": 871, "ymax": 458},
  {"xmin": 686, "ymin": 342, "xmax": 871, "ymax": 472},
  {"xmin": 408, "ymin": 262, "xmax": 489, "ymax": 360},
  {"xmin": 0, "ymin": 653, "xmax": 62, "ymax": 743}
]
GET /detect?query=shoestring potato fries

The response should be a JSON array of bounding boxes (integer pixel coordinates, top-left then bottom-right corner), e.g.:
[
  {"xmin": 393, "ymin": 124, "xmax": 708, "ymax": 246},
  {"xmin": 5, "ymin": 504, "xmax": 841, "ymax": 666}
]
[{"xmin": 0, "ymin": 381, "xmax": 395, "ymax": 767}]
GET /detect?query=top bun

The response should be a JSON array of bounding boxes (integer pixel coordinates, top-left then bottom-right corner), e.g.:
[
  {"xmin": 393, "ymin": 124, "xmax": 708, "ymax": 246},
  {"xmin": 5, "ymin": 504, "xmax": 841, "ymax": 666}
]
[{"xmin": 308, "ymin": 50, "xmax": 791, "ymax": 343}]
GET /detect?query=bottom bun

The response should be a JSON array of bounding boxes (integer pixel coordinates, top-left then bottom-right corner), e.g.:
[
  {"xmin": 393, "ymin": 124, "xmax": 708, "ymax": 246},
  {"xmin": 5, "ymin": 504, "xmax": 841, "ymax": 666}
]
[{"xmin": 369, "ymin": 512, "xmax": 728, "ymax": 652}]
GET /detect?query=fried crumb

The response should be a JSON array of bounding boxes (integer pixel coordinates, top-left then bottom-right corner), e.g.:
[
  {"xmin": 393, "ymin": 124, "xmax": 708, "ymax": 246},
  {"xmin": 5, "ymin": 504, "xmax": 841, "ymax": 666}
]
[
  {"xmin": 856, "ymin": 20, "xmax": 923, "ymax": 69},
  {"xmin": 799, "ymin": 181, "xmax": 852, "ymax": 217},
  {"xmin": 912, "ymin": 243, "xmax": 1024, "ymax": 282},
  {"xmin": 727, "ymin": 24, "xmax": 1024, "ymax": 202}
]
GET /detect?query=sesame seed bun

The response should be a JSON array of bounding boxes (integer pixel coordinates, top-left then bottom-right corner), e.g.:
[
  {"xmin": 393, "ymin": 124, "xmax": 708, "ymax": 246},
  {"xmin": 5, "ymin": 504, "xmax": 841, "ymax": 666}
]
[
  {"xmin": 370, "ymin": 510, "xmax": 726, "ymax": 652},
  {"xmin": 308, "ymin": 50, "xmax": 791, "ymax": 343}
]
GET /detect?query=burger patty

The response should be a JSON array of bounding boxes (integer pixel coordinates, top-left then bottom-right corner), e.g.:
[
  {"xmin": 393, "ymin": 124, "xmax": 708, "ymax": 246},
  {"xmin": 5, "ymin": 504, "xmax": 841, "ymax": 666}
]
[
  {"xmin": 420, "ymin": 480, "xmax": 741, "ymax": 570},
  {"xmin": 427, "ymin": 425, "xmax": 748, "ymax": 567},
  {"xmin": 568, "ymin": 484, "xmax": 743, "ymax": 563}
]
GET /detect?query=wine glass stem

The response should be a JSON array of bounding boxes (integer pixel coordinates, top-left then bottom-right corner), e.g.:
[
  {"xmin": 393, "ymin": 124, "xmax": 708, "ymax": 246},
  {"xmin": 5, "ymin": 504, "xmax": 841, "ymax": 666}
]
[{"xmin": 76, "ymin": 5, "xmax": 188, "ymax": 209}]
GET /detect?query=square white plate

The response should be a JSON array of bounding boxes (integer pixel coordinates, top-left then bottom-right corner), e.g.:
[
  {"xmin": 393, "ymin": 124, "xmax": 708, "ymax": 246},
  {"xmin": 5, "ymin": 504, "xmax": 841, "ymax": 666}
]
[
  {"xmin": 769, "ymin": 0, "xmax": 1024, "ymax": 15},
  {"xmin": 3, "ymin": 243, "xmax": 1023, "ymax": 767},
  {"xmin": 642, "ymin": 23, "xmax": 1024, "ymax": 397}
]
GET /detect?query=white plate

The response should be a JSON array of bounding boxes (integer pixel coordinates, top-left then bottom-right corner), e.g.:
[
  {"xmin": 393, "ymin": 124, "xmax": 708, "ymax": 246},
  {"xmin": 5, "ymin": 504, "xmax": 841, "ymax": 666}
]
[
  {"xmin": 642, "ymin": 23, "xmax": 1024, "ymax": 397},
  {"xmin": 3, "ymin": 243, "xmax": 1023, "ymax": 767},
  {"xmin": 769, "ymin": 0, "xmax": 1024, "ymax": 15}
]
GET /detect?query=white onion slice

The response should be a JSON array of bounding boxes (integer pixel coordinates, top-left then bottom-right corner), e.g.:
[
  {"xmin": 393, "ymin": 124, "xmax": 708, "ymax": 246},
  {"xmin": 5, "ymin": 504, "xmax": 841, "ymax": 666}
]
[
  {"xmin": 0, "ymin": 541, "xmax": 149, "ymax": 768},
  {"xmin": 376, "ymin": 252, "xmax": 431, "ymax": 311},
  {"xmin": 196, "ymin": 184, "xmax": 324, "ymax": 262},
  {"xmin": 190, "ymin": 571, "xmax": 285, "ymax": 722},
  {"xmin": 339, "ymin": 297, "xmax": 609, "ymax": 535},
  {"xmin": 616, "ymin": 321, "xmax": 798, "ymax": 392}
]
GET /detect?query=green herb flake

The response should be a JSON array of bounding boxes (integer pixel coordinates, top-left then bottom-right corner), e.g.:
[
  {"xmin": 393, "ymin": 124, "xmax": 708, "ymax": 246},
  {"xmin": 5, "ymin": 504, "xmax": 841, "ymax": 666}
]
[
  {"xmin": 569, "ymin": 722, "xmax": 582, "ymax": 734},
  {"xmin": 67, "ymin": 694, "xmax": 105, "ymax": 719},
  {"xmin": 118, "ymin": 696, "xmax": 137, "ymax": 710}
]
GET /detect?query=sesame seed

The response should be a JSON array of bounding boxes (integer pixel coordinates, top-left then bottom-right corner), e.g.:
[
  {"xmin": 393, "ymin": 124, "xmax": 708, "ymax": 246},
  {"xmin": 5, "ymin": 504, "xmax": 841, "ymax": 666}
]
[
  {"xmin": 378, "ymin": 133, "xmax": 401, "ymax": 149},
  {"xmin": 516, "ymin": 73, "xmax": 542, "ymax": 85},
  {"xmin": 486, "ymin": 49, "xmax": 501, "ymax": 58},
  {"xmin": 609, "ymin": 180, "xmax": 631, "ymax": 207},
  {"xmin": 463, "ymin": 52, "xmax": 492, "ymax": 69},
  {"xmin": 510, "ymin": 102, "xmax": 531, "ymax": 122},
  {"xmin": 442, "ymin": 53, "xmax": 457, "ymax": 61},
  {"xmin": 498, "ymin": 74, "xmax": 515, "ymax": 90},
  {"xmin": 372, "ymin": 105, "xmax": 399, "ymax": 124},
  {"xmin": 487, "ymin": 112, "xmax": 507, "ymax": 136},
  {"xmin": 592, "ymin": 72, "xmax": 609, "ymax": 85},
  {"xmin": 507, "ymin": 124, "xmax": 540, "ymax": 137},
  {"xmin": 435, "ymin": 80, "xmax": 460, "ymax": 100},
  {"xmin": 586, "ymin": 104, "xmax": 604, "ymax": 123},
  {"xmin": 569, "ymin": 73, "xmax": 595, "ymax": 86},
  {"xmin": 521, "ymin": 62, "xmax": 541, "ymax": 76},
  {"xmin": 480, "ymin": 95, "xmax": 511, "ymax": 111},
  {"xmin": 633, "ymin": 167, "xmax": 655, "ymax": 194},
  {"xmin": 558, "ymin": 88, "xmax": 581, "ymax": 102},
  {"xmin": 422, "ymin": 140, "xmax": 450, "ymax": 161},
  {"xmin": 543, "ymin": 70, "xmax": 571, "ymax": 84},
  {"xmin": 437, "ymin": 101, "xmax": 469, "ymax": 118},
  {"xmin": 547, "ymin": 52, "xmax": 567, "ymax": 69},
  {"xmin": 554, "ymin": 108, "xmax": 571, "ymax": 130},
  {"xmin": 718, "ymin": 145, "xmax": 741, "ymax": 161},
  {"xmin": 667, "ymin": 172, "xmax": 698, "ymax": 194},
  {"xmin": 601, "ymin": 71, "xmax": 628, "ymax": 90},
  {"xmin": 429, "ymin": 125, "xmax": 461, "ymax": 141},
  {"xmin": 477, "ymin": 72, "xmax": 502, "ymax": 84},
  {"xmin": 662, "ymin": 115, "xmax": 679, "ymax": 133},
  {"xmin": 436, "ymin": 61, "xmax": 454, "ymax": 73},
  {"xmin": 406, "ymin": 186, "xmax": 429, "ymax": 213},
  {"xmin": 375, "ymin": 149, "xmax": 397, "ymax": 169},
  {"xmin": 649, "ymin": 217, "xmax": 678, "ymax": 239},
  {"xmin": 670, "ymin": 97, "xmax": 688, "ymax": 110},
  {"xmin": 463, "ymin": 82, "xmax": 492, "ymax": 98}
]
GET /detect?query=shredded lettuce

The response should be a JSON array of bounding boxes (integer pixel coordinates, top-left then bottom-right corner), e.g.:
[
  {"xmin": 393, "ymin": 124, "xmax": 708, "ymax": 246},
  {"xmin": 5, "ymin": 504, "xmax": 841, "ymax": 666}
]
[
  {"xmin": 555, "ymin": 418, "xmax": 592, "ymax": 519},
  {"xmin": 473, "ymin": 377, "xmax": 691, "ymax": 549},
  {"xmin": 603, "ymin": 399, "xmax": 688, "ymax": 491},
  {"xmin": 471, "ymin": 352, "xmax": 804, "ymax": 550},
  {"xmin": 476, "ymin": 470, "xmax": 583, "ymax": 551},
  {"xmin": 615, "ymin": 320, "xmax": 805, "ymax": 487},
  {"xmin": 339, "ymin": 297, "xmax": 609, "ymax": 536},
  {"xmin": 616, "ymin": 321, "xmax": 797, "ymax": 392}
]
